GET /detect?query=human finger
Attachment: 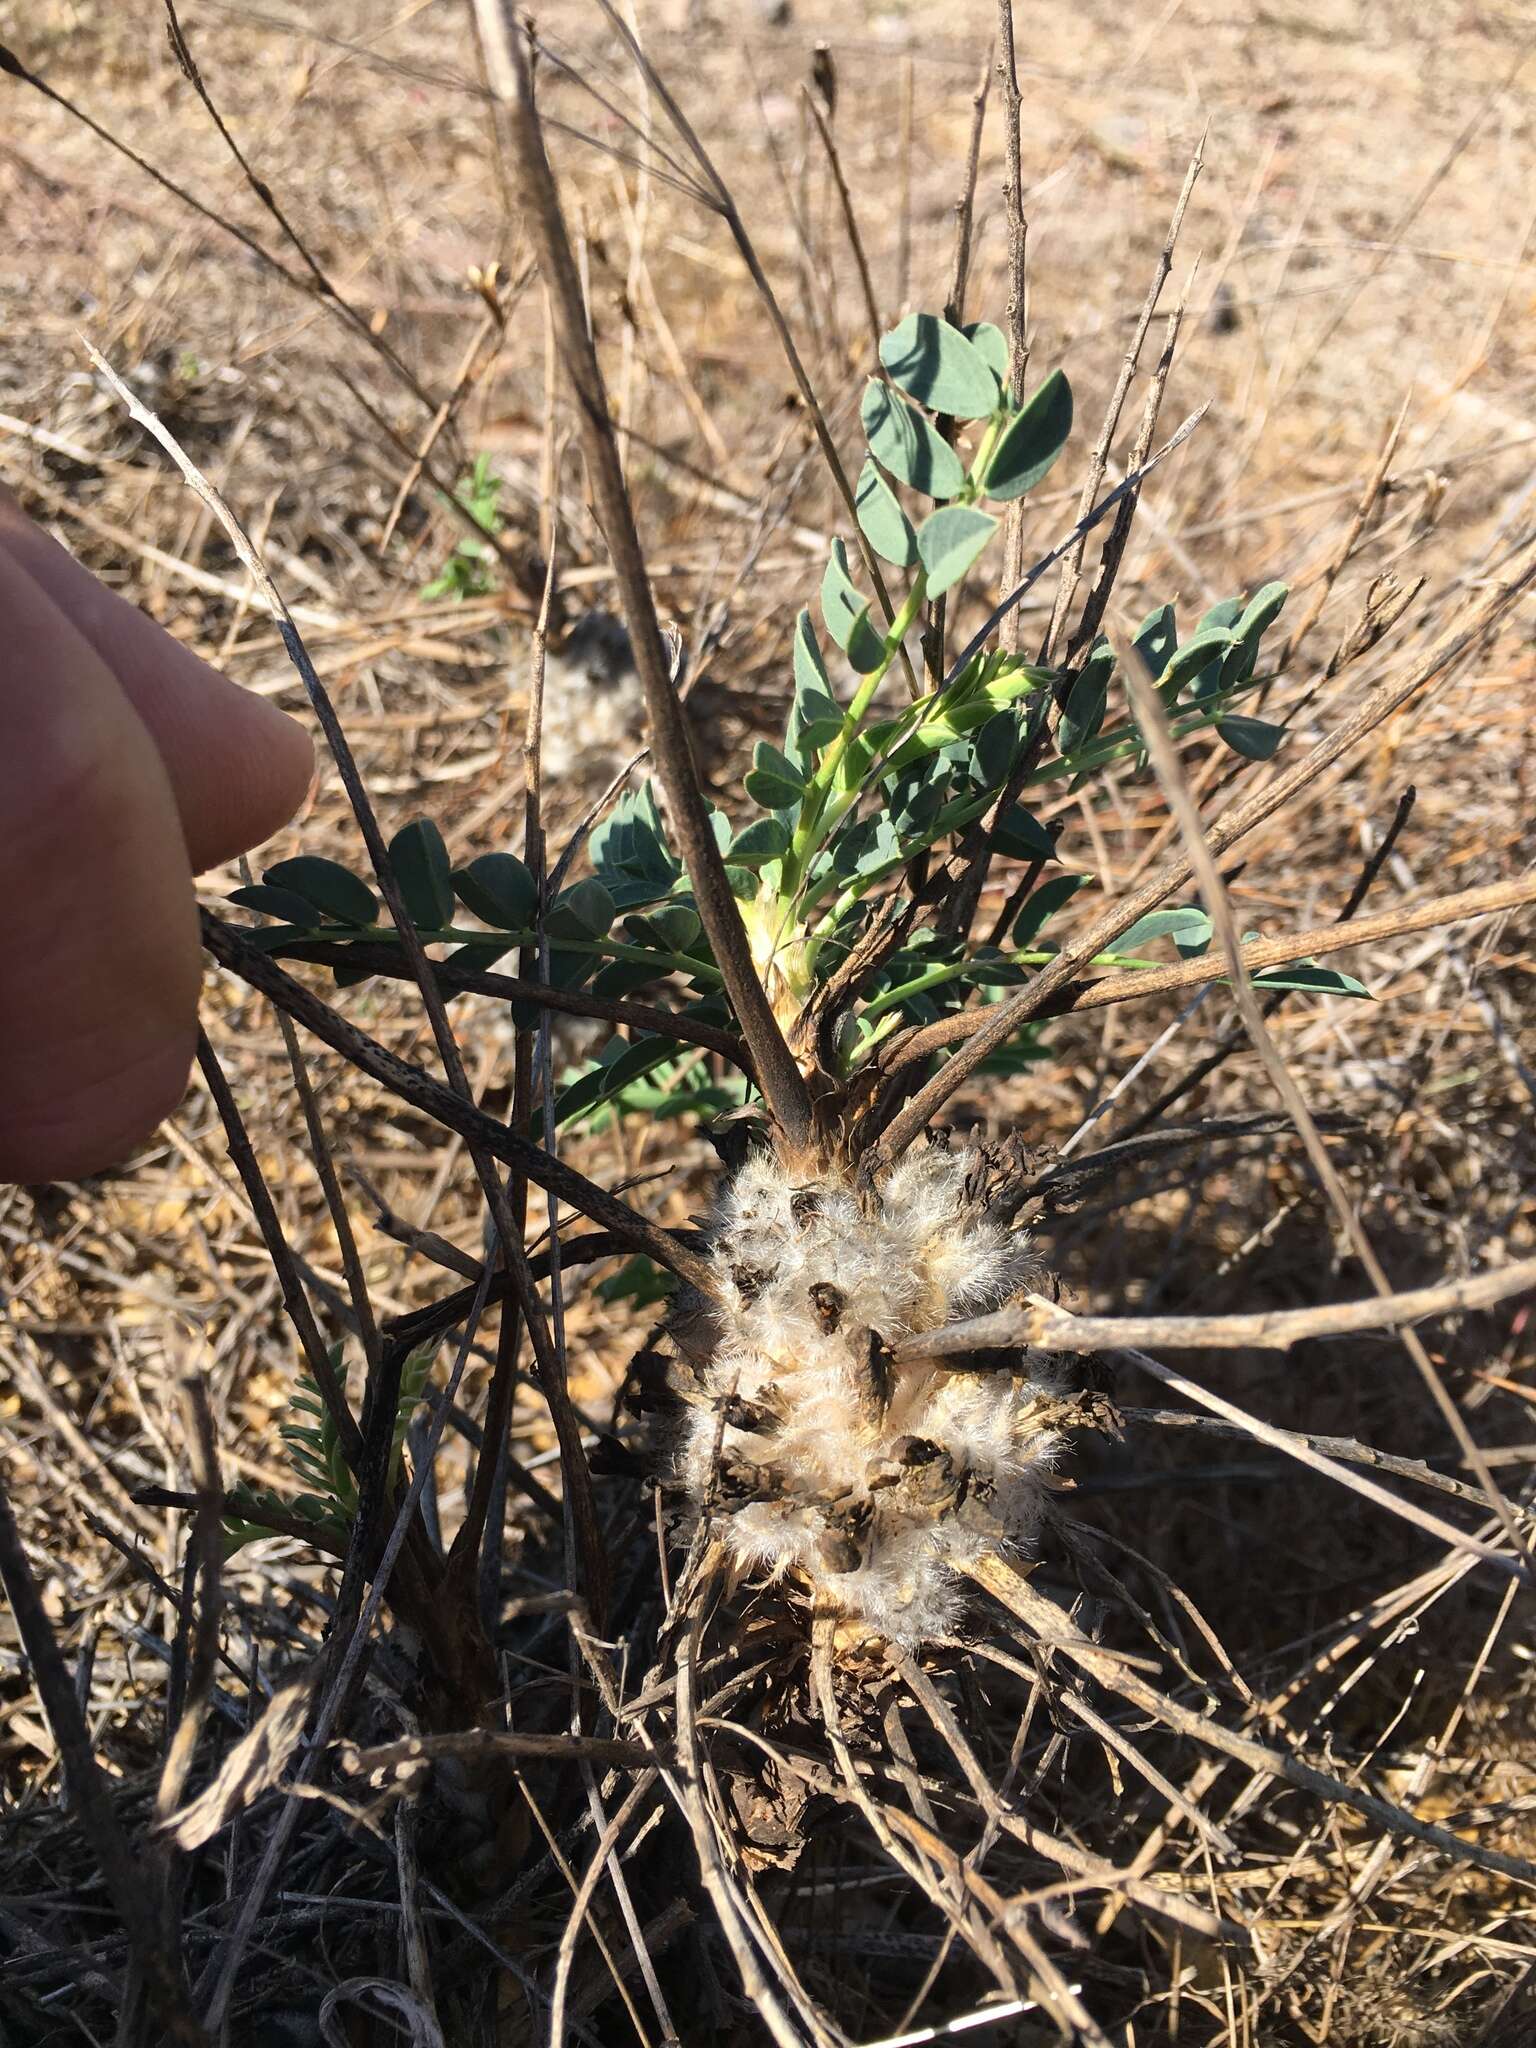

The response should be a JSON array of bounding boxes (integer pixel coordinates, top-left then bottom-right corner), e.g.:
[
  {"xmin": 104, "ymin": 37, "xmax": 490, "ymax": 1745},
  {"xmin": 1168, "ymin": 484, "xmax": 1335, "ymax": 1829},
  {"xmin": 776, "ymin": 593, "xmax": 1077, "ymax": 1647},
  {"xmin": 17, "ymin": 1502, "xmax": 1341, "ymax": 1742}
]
[
  {"xmin": 0, "ymin": 490, "xmax": 313, "ymax": 873},
  {"xmin": 0, "ymin": 545, "xmax": 201, "ymax": 1182}
]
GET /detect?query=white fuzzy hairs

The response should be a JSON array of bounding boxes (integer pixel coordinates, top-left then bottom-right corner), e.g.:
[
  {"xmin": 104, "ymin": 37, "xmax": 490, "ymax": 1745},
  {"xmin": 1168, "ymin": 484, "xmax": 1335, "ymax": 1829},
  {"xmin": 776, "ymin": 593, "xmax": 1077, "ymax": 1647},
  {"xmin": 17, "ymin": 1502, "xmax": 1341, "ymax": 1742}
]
[{"xmin": 643, "ymin": 1141, "xmax": 1063, "ymax": 1646}]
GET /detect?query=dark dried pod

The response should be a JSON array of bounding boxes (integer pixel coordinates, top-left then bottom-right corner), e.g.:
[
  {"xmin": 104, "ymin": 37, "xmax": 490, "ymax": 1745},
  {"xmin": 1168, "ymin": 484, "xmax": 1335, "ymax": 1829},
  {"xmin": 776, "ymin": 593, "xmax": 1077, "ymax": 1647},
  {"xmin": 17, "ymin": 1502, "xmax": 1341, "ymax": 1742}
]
[{"xmin": 809, "ymin": 1281, "xmax": 844, "ymax": 1332}]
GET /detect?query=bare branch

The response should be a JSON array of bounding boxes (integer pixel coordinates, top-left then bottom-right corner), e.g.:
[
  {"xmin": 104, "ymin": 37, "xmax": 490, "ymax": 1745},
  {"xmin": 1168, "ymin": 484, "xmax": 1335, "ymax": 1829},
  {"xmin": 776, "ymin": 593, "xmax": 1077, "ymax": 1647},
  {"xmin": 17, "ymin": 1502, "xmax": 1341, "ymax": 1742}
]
[
  {"xmin": 898, "ymin": 1257, "xmax": 1536, "ymax": 1361},
  {"xmin": 477, "ymin": 4, "xmax": 815, "ymax": 1152},
  {"xmin": 201, "ymin": 913, "xmax": 715, "ymax": 1295},
  {"xmin": 1117, "ymin": 628, "xmax": 1533, "ymax": 1568}
]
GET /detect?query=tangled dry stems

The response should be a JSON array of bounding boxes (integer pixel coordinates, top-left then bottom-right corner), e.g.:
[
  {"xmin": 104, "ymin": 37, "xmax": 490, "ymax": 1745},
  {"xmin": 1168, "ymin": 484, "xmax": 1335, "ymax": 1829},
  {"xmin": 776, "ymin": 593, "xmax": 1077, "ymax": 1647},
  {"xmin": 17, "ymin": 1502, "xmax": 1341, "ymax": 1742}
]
[{"xmin": 3, "ymin": 5, "xmax": 1535, "ymax": 2045}]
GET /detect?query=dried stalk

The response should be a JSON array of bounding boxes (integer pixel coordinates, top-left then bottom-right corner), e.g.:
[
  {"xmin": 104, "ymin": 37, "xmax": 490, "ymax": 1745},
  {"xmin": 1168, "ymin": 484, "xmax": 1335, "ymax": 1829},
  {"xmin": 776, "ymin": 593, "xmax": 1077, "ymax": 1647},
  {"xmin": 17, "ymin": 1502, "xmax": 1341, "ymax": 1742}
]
[
  {"xmin": 477, "ymin": 2, "xmax": 815, "ymax": 1152},
  {"xmin": 868, "ymin": 553, "xmax": 1536, "ymax": 1162},
  {"xmin": 1118, "ymin": 633, "xmax": 1532, "ymax": 1569}
]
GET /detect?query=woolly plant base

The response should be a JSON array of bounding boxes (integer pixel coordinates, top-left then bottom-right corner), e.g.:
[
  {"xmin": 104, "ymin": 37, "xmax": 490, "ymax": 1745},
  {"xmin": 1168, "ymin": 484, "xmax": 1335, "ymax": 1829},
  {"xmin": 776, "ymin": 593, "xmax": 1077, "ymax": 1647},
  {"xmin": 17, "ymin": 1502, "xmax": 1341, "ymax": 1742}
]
[{"xmin": 629, "ymin": 1138, "xmax": 1066, "ymax": 1647}]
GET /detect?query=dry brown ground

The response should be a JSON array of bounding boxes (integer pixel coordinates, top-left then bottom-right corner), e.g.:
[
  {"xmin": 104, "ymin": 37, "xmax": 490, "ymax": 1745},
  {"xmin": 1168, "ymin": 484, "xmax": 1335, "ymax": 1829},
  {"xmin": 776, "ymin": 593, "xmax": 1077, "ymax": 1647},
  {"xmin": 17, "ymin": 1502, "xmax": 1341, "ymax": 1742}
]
[{"xmin": 1, "ymin": 3, "xmax": 1534, "ymax": 2044}]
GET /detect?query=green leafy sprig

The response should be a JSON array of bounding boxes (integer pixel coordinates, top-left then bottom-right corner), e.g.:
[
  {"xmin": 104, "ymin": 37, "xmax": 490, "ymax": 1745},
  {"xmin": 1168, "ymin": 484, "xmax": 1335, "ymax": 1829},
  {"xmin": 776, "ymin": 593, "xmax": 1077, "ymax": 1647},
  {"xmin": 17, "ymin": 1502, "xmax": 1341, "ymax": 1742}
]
[{"xmin": 228, "ymin": 311, "xmax": 1368, "ymax": 1139}]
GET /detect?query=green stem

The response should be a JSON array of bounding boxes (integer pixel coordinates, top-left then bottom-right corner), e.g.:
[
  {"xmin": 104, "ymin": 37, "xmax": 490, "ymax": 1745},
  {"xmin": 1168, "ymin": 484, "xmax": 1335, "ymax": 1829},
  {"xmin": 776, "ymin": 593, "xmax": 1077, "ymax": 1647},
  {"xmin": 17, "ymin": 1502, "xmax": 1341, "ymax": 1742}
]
[
  {"xmin": 781, "ymin": 571, "xmax": 930, "ymax": 903},
  {"xmin": 855, "ymin": 944, "xmax": 1176, "ymax": 1028}
]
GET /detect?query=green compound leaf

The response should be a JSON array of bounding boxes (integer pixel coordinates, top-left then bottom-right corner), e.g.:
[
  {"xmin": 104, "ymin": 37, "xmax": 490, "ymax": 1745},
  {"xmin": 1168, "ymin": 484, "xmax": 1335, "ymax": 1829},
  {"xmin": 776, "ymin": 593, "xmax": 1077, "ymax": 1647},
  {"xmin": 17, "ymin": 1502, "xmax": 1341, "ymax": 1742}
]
[
  {"xmin": 820, "ymin": 538, "xmax": 886, "ymax": 672},
  {"xmin": 1217, "ymin": 713, "xmax": 1286, "ymax": 761},
  {"xmin": 980, "ymin": 368, "xmax": 1073, "ymax": 502},
  {"xmin": 879, "ymin": 312, "xmax": 1001, "ymax": 420},
  {"xmin": 230, "ymin": 883, "xmax": 334, "ymax": 926},
  {"xmin": 388, "ymin": 819, "xmax": 454, "ymax": 930},
  {"xmin": 916, "ymin": 503, "xmax": 999, "ymax": 597},
  {"xmin": 453, "ymin": 852, "xmax": 538, "ymax": 931},
  {"xmin": 855, "ymin": 458, "xmax": 918, "ymax": 567},
  {"xmin": 861, "ymin": 380, "xmax": 966, "ymax": 501},
  {"xmin": 261, "ymin": 856, "xmax": 378, "ymax": 928},
  {"xmin": 744, "ymin": 739, "xmax": 807, "ymax": 813},
  {"xmin": 962, "ymin": 321, "xmax": 1010, "ymax": 381}
]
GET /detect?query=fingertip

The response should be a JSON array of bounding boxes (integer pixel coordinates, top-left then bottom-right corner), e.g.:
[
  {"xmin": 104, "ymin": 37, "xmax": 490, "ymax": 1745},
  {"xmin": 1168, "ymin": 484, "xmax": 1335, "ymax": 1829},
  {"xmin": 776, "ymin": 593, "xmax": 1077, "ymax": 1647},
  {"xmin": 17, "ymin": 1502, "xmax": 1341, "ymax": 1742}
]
[
  {"xmin": 0, "ymin": 502, "xmax": 316, "ymax": 871},
  {"xmin": 190, "ymin": 682, "xmax": 317, "ymax": 872},
  {"xmin": 0, "ymin": 1027, "xmax": 197, "ymax": 1185},
  {"xmin": 0, "ymin": 548, "xmax": 204, "ymax": 1185}
]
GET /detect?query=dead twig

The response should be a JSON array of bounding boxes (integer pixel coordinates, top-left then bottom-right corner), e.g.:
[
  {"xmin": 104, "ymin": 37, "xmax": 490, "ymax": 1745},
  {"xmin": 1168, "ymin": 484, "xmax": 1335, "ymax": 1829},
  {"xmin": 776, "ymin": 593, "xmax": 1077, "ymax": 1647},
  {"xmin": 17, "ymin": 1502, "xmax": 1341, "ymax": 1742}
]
[
  {"xmin": 898, "ymin": 1255, "xmax": 1536, "ymax": 1360},
  {"xmin": 479, "ymin": 4, "xmax": 815, "ymax": 1153},
  {"xmin": 1117, "ymin": 629, "xmax": 1533, "ymax": 1571}
]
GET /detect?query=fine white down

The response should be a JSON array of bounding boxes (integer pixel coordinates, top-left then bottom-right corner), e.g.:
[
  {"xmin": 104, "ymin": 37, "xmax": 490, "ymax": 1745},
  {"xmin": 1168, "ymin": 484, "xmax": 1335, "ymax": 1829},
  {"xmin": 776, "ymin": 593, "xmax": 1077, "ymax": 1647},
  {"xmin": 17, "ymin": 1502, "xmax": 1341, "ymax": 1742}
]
[{"xmin": 674, "ymin": 1144, "xmax": 1061, "ymax": 1645}]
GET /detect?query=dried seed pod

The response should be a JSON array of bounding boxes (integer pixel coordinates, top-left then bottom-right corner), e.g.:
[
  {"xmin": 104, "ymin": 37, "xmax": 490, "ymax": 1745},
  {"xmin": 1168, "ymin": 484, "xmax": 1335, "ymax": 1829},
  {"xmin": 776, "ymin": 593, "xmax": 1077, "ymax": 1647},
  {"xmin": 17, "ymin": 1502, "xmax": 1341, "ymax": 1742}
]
[
  {"xmin": 808, "ymin": 1281, "xmax": 844, "ymax": 1332},
  {"xmin": 652, "ymin": 1142, "xmax": 1067, "ymax": 1645},
  {"xmin": 720, "ymin": 1393, "xmax": 782, "ymax": 1437}
]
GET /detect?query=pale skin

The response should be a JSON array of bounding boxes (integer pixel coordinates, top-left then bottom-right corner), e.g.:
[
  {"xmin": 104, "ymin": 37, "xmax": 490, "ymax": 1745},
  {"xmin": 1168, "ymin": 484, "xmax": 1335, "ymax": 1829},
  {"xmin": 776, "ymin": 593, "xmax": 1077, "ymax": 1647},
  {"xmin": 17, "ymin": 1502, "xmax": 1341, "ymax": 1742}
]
[{"xmin": 0, "ymin": 490, "xmax": 313, "ymax": 1182}]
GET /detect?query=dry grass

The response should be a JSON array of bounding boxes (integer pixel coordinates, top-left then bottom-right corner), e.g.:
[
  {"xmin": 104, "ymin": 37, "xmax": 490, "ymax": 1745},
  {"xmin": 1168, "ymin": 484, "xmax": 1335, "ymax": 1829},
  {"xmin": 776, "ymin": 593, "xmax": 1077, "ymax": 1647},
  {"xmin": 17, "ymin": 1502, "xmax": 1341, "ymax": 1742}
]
[{"xmin": 1, "ymin": 3, "xmax": 1534, "ymax": 2044}]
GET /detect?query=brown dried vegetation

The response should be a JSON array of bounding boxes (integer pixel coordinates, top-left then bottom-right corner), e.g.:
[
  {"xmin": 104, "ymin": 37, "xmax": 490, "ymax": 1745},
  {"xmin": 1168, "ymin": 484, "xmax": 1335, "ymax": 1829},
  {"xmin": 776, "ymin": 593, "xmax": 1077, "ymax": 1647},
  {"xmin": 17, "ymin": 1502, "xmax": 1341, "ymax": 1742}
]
[{"xmin": 1, "ymin": 4, "xmax": 1534, "ymax": 2045}]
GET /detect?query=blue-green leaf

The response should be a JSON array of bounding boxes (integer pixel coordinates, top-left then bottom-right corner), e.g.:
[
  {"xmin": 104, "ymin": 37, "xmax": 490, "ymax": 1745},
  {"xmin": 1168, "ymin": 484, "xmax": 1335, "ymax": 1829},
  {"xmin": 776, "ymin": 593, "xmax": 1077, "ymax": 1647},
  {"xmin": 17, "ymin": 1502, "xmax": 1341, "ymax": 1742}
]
[
  {"xmin": 861, "ymin": 380, "xmax": 966, "ymax": 500},
  {"xmin": 453, "ymin": 853, "xmax": 538, "ymax": 931},
  {"xmin": 980, "ymin": 369, "xmax": 1073, "ymax": 502},
  {"xmin": 552, "ymin": 877, "xmax": 615, "ymax": 937},
  {"xmin": 968, "ymin": 710, "xmax": 1017, "ymax": 790},
  {"xmin": 624, "ymin": 904, "xmax": 701, "ymax": 954},
  {"xmin": 1218, "ymin": 714, "xmax": 1286, "ymax": 761},
  {"xmin": 1117, "ymin": 906, "xmax": 1212, "ymax": 953},
  {"xmin": 1157, "ymin": 627, "xmax": 1235, "ymax": 696},
  {"xmin": 596, "ymin": 1256, "xmax": 673, "ymax": 1309},
  {"xmin": 1059, "ymin": 641, "xmax": 1114, "ymax": 754},
  {"xmin": 1249, "ymin": 960, "xmax": 1370, "ymax": 999},
  {"xmin": 821, "ymin": 537, "xmax": 862, "ymax": 646},
  {"xmin": 786, "ymin": 610, "xmax": 843, "ymax": 765},
  {"xmin": 262, "ymin": 857, "xmax": 378, "ymax": 927},
  {"xmin": 730, "ymin": 817, "xmax": 792, "ymax": 868},
  {"xmin": 1232, "ymin": 581, "xmax": 1289, "ymax": 644},
  {"xmin": 1134, "ymin": 604, "xmax": 1178, "ymax": 682},
  {"xmin": 992, "ymin": 804, "xmax": 1055, "ymax": 860},
  {"xmin": 230, "ymin": 883, "xmax": 332, "ymax": 926},
  {"xmin": 855, "ymin": 458, "xmax": 919, "ymax": 567},
  {"xmin": 879, "ymin": 312, "xmax": 1001, "ymax": 420},
  {"xmin": 820, "ymin": 538, "xmax": 885, "ymax": 671},
  {"xmin": 744, "ymin": 740, "xmax": 807, "ymax": 812},
  {"xmin": 793, "ymin": 605, "xmax": 830, "ymax": 694},
  {"xmin": 1220, "ymin": 580, "xmax": 1291, "ymax": 688},
  {"xmin": 916, "ymin": 504, "xmax": 999, "ymax": 596},
  {"xmin": 387, "ymin": 821, "xmax": 454, "ymax": 930},
  {"xmin": 962, "ymin": 321, "xmax": 1010, "ymax": 382},
  {"xmin": 1013, "ymin": 871, "xmax": 1089, "ymax": 946},
  {"xmin": 589, "ymin": 783, "xmax": 677, "ymax": 906}
]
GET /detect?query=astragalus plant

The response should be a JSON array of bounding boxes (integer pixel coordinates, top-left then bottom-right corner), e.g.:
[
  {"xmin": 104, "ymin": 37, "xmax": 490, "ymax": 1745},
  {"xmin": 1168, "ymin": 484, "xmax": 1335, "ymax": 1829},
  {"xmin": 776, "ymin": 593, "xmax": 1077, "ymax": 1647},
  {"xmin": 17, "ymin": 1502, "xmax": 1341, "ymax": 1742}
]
[
  {"xmin": 47, "ymin": 16, "xmax": 1530, "ymax": 2048},
  {"xmin": 229, "ymin": 296, "xmax": 1310, "ymax": 1648}
]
